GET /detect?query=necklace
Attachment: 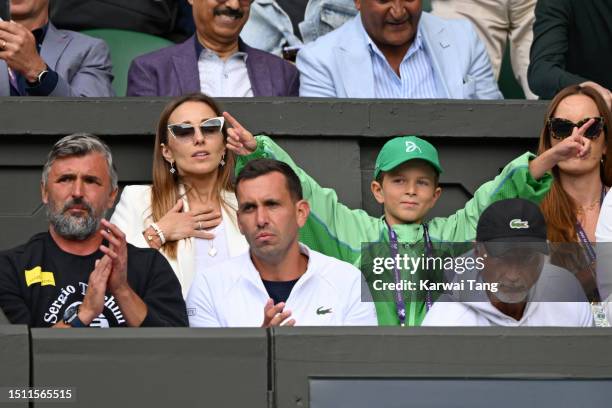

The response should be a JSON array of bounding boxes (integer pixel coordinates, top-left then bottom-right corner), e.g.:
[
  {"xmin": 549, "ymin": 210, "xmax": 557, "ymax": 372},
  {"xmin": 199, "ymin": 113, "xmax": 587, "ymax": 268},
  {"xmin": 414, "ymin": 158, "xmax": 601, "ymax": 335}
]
[
  {"xmin": 575, "ymin": 182, "xmax": 605, "ymax": 215},
  {"xmin": 208, "ymin": 238, "xmax": 217, "ymax": 257},
  {"xmin": 576, "ymin": 199, "xmax": 601, "ymax": 215},
  {"xmin": 207, "ymin": 218, "xmax": 223, "ymax": 257}
]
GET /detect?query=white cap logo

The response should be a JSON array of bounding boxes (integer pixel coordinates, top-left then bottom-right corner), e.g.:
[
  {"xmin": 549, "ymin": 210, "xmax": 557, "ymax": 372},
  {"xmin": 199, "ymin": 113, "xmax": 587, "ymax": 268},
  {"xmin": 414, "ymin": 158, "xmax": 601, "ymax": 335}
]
[
  {"xmin": 405, "ymin": 141, "xmax": 422, "ymax": 153},
  {"xmin": 509, "ymin": 219, "xmax": 529, "ymax": 229}
]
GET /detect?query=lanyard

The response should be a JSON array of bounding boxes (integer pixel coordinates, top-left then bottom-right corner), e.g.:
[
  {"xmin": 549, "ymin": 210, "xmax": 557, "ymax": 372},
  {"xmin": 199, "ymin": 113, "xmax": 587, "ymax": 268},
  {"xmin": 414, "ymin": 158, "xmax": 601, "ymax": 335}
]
[
  {"xmin": 576, "ymin": 185, "xmax": 607, "ymax": 302},
  {"xmin": 386, "ymin": 220, "xmax": 434, "ymax": 326},
  {"xmin": 575, "ymin": 185, "xmax": 606, "ymax": 264}
]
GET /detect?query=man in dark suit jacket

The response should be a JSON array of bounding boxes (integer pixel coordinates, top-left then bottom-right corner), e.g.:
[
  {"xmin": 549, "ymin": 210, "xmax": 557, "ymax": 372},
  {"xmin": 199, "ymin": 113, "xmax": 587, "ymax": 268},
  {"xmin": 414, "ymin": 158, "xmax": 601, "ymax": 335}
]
[
  {"xmin": 127, "ymin": 0, "xmax": 299, "ymax": 97},
  {"xmin": 0, "ymin": 0, "xmax": 114, "ymax": 96},
  {"xmin": 528, "ymin": 0, "xmax": 611, "ymax": 106}
]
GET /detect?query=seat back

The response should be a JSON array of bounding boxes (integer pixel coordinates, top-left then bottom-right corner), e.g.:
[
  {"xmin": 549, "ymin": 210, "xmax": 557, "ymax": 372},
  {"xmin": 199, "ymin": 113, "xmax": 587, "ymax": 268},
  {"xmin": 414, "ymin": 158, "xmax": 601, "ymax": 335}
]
[{"xmin": 82, "ymin": 29, "xmax": 173, "ymax": 96}]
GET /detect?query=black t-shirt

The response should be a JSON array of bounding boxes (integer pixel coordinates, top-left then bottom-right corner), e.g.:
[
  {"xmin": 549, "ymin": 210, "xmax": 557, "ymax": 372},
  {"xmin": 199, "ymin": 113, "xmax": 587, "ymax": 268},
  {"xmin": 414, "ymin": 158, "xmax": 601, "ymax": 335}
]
[
  {"xmin": 262, "ymin": 278, "xmax": 299, "ymax": 304},
  {"xmin": 0, "ymin": 232, "xmax": 188, "ymax": 327}
]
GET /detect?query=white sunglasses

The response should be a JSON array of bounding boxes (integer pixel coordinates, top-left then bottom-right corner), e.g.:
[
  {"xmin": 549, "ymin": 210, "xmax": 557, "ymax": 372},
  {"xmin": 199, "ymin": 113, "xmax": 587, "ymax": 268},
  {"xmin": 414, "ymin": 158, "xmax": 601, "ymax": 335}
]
[{"xmin": 167, "ymin": 117, "xmax": 225, "ymax": 141}]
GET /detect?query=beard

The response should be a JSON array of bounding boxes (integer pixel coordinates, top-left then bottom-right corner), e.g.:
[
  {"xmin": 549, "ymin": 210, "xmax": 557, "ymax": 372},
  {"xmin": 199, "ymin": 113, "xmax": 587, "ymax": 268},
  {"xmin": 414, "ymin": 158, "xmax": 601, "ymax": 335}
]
[
  {"xmin": 46, "ymin": 197, "xmax": 105, "ymax": 241},
  {"xmin": 492, "ymin": 284, "xmax": 530, "ymax": 304}
]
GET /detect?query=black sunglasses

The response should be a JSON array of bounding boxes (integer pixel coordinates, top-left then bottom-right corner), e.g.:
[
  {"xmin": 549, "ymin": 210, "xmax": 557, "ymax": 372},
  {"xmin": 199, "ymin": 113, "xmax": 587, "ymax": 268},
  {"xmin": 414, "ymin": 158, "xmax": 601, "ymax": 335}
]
[
  {"xmin": 167, "ymin": 117, "xmax": 225, "ymax": 142},
  {"xmin": 547, "ymin": 116, "xmax": 605, "ymax": 140}
]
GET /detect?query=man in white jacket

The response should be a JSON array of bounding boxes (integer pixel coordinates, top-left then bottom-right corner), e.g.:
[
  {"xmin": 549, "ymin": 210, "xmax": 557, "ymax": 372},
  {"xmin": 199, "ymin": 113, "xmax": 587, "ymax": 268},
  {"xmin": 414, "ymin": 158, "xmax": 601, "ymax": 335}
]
[
  {"xmin": 423, "ymin": 199, "xmax": 594, "ymax": 327},
  {"xmin": 186, "ymin": 159, "xmax": 378, "ymax": 327}
]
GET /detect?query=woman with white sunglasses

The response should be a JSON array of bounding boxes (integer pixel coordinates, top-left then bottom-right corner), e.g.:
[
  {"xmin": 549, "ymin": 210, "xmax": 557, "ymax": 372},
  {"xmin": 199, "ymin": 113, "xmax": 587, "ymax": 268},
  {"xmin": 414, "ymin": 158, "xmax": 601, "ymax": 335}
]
[{"xmin": 112, "ymin": 93, "xmax": 248, "ymax": 298}]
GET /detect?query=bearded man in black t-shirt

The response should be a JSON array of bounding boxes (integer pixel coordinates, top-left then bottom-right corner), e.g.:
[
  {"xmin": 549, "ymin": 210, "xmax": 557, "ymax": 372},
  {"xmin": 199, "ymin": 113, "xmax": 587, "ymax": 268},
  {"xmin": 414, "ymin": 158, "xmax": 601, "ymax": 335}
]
[{"xmin": 0, "ymin": 133, "xmax": 188, "ymax": 328}]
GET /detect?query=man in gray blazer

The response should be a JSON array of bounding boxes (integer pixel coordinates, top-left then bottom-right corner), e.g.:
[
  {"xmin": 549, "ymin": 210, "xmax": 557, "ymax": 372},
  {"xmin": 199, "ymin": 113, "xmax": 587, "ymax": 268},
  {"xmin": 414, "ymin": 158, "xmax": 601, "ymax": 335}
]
[
  {"xmin": 0, "ymin": 0, "xmax": 114, "ymax": 96},
  {"xmin": 127, "ymin": 0, "xmax": 298, "ymax": 97}
]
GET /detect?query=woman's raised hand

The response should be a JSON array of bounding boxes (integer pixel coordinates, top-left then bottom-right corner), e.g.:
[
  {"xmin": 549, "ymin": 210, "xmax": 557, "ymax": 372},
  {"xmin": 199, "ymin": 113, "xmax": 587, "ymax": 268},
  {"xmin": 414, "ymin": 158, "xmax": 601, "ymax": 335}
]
[
  {"xmin": 550, "ymin": 118, "xmax": 593, "ymax": 162},
  {"xmin": 529, "ymin": 118, "xmax": 594, "ymax": 180},
  {"xmin": 224, "ymin": 111, "xmax": 258, "ymax": 156}
]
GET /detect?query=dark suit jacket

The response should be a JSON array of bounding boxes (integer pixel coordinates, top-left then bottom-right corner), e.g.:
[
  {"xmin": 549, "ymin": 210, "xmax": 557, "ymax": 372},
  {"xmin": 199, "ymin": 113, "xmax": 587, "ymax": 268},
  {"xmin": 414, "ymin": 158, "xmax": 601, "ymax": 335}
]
[
  {"xmin": 528, "ymin": 0, "xmax": 612, "ymax": 99},
  {"xmin": 126, "ymin": 36, "xmax": 299, "ymax": 96}
]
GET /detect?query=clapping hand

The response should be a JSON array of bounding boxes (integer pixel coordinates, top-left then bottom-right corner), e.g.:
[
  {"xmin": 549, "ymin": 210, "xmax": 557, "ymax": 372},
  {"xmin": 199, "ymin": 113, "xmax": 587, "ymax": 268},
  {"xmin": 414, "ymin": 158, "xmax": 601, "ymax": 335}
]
[
  {"xmin": 100, "ymin": 220, "xmax": 130, "ymax": 295},
  {"xmin": 261, "ymin": 299, "xmax": 296, "ymax": 327}
]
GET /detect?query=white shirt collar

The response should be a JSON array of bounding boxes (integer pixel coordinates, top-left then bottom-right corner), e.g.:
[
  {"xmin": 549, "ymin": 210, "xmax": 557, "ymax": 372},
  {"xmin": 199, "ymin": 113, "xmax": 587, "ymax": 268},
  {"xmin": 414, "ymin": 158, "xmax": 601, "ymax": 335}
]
[
  {"xmin": 243, "ymin": 243, "xmax": 315, "ymax": 293},
  {"xmin": 200, "ymin": 46, "xmax": 248, "ymax": 62}
]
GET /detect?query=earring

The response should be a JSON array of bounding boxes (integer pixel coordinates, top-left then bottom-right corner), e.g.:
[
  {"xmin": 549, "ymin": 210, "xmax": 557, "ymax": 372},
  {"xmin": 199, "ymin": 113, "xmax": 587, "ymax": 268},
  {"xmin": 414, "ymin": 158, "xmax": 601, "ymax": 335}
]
[
  {"xmin": 169, "ymin": 161, "xmax": 176, "ymax": 174},
  {"xmin": 219, "ymin": 154, "xmax": 226, "ymax": 167}
]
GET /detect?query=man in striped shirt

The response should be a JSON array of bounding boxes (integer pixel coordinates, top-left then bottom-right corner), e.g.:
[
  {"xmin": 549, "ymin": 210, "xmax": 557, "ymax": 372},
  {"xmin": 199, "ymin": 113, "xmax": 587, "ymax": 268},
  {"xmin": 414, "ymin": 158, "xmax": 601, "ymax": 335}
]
[{"xmin": 296, "ymin": 0, "xmax": 502, "ymax": 99}]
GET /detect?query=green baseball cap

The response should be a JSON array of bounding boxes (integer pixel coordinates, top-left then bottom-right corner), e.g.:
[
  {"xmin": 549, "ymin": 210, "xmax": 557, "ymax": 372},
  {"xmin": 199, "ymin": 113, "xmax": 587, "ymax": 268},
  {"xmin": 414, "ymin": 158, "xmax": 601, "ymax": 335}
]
[{"xmin": 374, "ymin": 136, "xmax": 443, "ymax": 179}]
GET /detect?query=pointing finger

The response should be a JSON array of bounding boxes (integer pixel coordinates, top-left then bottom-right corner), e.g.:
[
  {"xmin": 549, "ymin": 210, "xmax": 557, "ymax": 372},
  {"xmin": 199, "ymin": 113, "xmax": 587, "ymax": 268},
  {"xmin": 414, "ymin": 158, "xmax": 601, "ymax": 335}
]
[{"xmin": 223, "ymin": 111, "xmax": 245, "ymax": 132}]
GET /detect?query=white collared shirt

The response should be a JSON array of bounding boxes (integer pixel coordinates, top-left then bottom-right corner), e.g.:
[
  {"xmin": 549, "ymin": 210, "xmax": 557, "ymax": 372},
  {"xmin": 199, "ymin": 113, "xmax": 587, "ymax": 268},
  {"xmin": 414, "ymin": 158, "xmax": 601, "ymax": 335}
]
[
  {"xmin": 186, "ymin": 244, "xmax": 378, "ymax": 327},
  {"xmin": 198, "ymin": 48, "xmax": 254, "ymax": 97}
]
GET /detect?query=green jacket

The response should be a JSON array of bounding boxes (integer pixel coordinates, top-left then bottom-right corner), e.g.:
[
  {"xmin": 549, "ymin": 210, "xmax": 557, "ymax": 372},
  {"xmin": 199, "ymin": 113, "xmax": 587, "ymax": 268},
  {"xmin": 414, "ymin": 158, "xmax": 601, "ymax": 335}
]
[{"xmin": 236, "ymin": 136, "xmax": 553, "ymax": 326}]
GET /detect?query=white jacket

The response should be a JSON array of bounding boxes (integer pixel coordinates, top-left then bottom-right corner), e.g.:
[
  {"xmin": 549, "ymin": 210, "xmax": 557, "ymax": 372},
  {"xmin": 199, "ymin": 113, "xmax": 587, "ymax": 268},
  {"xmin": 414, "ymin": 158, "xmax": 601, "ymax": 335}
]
[
  {"xmin": 111, "ymin": 185, "xmax": 249, "ymax": 298},
  {"xmin": 186, "ymin": 244, "xmax": 378, "ymax": 327}
]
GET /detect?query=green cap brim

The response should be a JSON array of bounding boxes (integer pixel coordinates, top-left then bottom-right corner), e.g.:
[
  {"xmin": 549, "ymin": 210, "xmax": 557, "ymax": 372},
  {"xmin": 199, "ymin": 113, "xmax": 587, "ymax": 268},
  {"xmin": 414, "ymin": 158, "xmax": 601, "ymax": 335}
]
[{"xmin": 375, "ymin": 157, "xmax": 443, "ymax": 179}]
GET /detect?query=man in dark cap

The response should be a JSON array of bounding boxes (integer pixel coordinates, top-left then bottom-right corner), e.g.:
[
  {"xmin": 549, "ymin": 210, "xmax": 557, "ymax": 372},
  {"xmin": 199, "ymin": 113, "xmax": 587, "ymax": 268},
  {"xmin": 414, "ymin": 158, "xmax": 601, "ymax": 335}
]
[{"xmin": 422, "ymin": 198, "xmax": 593, "ymax": 326}]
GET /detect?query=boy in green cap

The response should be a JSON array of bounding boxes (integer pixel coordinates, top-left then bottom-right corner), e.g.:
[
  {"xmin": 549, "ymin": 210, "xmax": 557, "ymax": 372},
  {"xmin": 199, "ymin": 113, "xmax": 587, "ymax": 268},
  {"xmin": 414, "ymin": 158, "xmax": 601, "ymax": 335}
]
[{"xmin": 224, "ymin": 113, "xmax": 591, "ymax": 326}]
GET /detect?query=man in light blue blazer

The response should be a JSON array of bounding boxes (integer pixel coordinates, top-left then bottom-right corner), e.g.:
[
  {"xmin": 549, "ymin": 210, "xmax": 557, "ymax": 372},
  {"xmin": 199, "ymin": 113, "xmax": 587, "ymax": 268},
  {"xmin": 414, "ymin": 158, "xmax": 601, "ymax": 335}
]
[
  {"xmin": 0, "ymin": 0, "xmax": 113, "ymax": 96},
  {"xmin": 296, "ymin": 0, "xmax": 502, "ymax": 99}
]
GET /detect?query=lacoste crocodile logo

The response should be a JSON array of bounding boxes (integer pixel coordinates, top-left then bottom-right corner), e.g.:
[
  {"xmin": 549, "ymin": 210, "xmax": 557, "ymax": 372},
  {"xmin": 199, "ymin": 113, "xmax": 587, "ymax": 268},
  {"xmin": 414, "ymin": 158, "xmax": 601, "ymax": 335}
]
[
  {"xmin": 509, "ymin": 219, "xmax": 529, "ymax": 229},
  {"xmin": 316, "ymin": 306, "xmax": 332, "ymax": 315}
]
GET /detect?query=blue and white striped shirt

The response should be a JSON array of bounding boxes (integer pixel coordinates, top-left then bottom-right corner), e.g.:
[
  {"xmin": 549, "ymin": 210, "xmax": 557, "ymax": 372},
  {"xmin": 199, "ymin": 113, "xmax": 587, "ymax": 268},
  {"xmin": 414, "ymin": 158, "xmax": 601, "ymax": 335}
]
[{"xmin": 362, "ymin": 24, "xmax": 442, "ymax": 99}]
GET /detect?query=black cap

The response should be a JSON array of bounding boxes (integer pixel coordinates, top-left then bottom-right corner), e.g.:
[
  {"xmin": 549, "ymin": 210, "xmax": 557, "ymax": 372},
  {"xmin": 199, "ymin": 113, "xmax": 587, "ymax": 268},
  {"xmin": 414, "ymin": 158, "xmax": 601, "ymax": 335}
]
[{"xmin": 476, "ymin": 199, "xmax": 548, "ymax": 256}]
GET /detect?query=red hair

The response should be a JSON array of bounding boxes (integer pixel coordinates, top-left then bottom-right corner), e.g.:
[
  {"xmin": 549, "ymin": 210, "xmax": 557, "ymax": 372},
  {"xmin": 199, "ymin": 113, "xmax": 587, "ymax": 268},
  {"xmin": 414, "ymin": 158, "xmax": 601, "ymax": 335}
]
[{"xmin": 538, "ymin": 85, "xmax": 612, "ymax": 243}]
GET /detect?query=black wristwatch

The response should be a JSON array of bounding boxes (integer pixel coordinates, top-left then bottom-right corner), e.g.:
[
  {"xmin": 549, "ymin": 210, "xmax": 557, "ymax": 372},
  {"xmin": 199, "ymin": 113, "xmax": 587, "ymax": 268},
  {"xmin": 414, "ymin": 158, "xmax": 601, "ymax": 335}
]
[
  {"xmin": 63, "ymin": 304, "xmax": 87, "ymax": 327},
  {"xmin": 26, "ymin": 68, "xmax": 49, "ymax": 86}
]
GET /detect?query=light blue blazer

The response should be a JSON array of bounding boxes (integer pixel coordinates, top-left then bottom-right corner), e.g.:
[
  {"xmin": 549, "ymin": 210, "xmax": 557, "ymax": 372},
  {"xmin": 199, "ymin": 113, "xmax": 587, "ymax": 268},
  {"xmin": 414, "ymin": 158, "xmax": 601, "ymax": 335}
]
[
  {"xmin": 297, "ymin": 13, "xmax": 503, "ymax": 99},
  {"xmin": 241, "ymin": 0, "xmax": 357, "ymax": 56}
]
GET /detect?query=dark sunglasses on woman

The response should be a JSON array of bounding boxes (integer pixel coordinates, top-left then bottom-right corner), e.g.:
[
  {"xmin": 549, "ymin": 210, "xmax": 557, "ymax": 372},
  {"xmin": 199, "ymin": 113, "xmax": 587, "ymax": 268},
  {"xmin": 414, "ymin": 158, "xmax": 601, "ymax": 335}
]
[{"xmin": 547, "ymin": 116, "xmax": 605, "ymax": 140}]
